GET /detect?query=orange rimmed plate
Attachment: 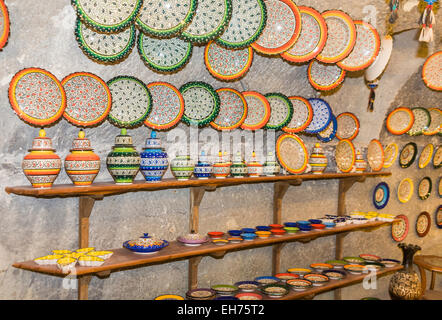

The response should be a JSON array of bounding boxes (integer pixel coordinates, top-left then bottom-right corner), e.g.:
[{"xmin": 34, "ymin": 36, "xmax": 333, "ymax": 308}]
[
  {"xmin": 386, "ymin": 107, "xmax": 415, "ymax": 135},
  {"xmin": 422, "ymin": 51, "xmax": 442, "ymax": 91},
  {"xmin": 367, "ymin": 139, "xmax": 384, "ymax": 172},
  {"xmin": 276, "ymin": 133, "xmax": 309, "ymax": 174},
  {"xmin": 307, "ymin": 60, "xmax": 346, "ymax": 91},
  {"xmin": 241, "ymin": 91, "xmax": 271, "ymax": 130},
  {"xmin": 336, "ymin": 112, "xmax": 359, "ymax": 140},
  {"xmin": 282, "ymin": 96, "xmax": 313, "ymax": 133},
  {"xmin": 0, "ymin": 0, "xmax": 9, "ymax": 50},
  {"xmin": 210, "ymin": 88, "xmax": 248, "ymax": 131},
  {"xmin": 335, "ymin": 139, "xmax": 356, "ymax": 173}
]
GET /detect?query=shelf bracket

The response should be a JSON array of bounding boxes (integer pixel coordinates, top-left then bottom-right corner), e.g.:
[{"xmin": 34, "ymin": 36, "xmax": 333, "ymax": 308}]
[
  {"xmin": 78, "ymin": 275, "xmax": 92, "ymax": 300},
  {"xmin": 209, "ymin": 251, "xmax": 227, "ymax": 259},
  {"xmin": 189, "ymin": 186, "xmax": 216, "ymax": 233},
  {"xmin": 79, "ymin": 196, "xmax": 103, "ymax": 249},
  {"xmin": 272, "ymin": 243, "xmax": 286, "ymax": 275},
  {"xmin": 188, "ymin": 256, "xmax": 203, "ymax": 290}
]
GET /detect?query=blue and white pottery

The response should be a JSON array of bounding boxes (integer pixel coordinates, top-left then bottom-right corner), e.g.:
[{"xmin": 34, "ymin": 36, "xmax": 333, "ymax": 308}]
[
  {"xmin": 194, "ymin": 151, "xmax": 213, "ymax": 179},
  {"xmin": 140, "ymin": 131, "xmax": 169, "ymax": 182}
]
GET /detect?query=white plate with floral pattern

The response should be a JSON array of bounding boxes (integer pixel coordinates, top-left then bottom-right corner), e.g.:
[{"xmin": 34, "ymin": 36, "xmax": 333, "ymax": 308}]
[{"xmin": 308, "ymin": 60, "xmax": 346, "ymax": 91}]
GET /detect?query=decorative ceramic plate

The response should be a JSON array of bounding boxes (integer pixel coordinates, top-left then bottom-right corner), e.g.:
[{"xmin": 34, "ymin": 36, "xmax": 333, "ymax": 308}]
[
  {"xmin": 316, "ymin": 10, "xmax": 356, "ymax": 64},
  {"xmin": 373, "ymin": 182, "xmax": 390, "ymax": 210},
  {"xmin": 9, "ymin": 68, "xmax": 66, "ymax": 127},
  {"xmin": 72, "ymin": 0, "xmax": 143, "ymax": 33},
  {"xmin": 144, "ymin": 82, "xmax": 184, "ymax": 130},
  {"xmin": 399, "ymin": 142, "xmax": 417, "ymax": 168},
  {"xmin": 365, "ymin": 35, "xmax": 393, "ymax": 82},
  {"xmin": 423, "ymin": 108, "xmax": 442, "ymax": 136},
  {"xmin": 107, "ymin": 76, "xmax": 152, "ymax": 128},
  {"xmin": 422, "ymin": 51, "xmax": 442, "ymax": 91},
  {"xmin": 337, "ymin": 20, "xmax": 380, "ymax": 72},
  {"xmin": 264, "ymin": 93, "xmax": 293, "ymax": 130},
  {"xmin": 0, "ymin": 0, "xmax": 9, "ymax": 50},
  {"xmin": 397, "ymin": 178, "xmax": 414, "ymax": 203},
  {"xmin": 385, "ymin": 107, "xmax": 415, "ymax": 135},
  {"xmin": 436, "ymin": 205, "xmax": 442, "ymax": 228},
  {"xmin": 138, "ymin": 33, "xmax": 193, "ymax": 73},
  {"xmin": 305, "ymin": 98, "xmax": 333, "ymax": 134},
  {"xmin": 75, "ymin": 19, "xmax": 136, "ymax": 64},
  {"xmin": 177, "ymin": 234, "xmax": 209, "ymax": 246},
  {"xmin": 216, "ymin": 0, "xmax": 267, "ymax": 49},
  {"xmin": 281, "ymin": 6, "xmax": 327, "ymax": 63},
  {"xmin": 335, "ymin": 112, "xmax": 359, "ymax": 140},
  {"xmin": 407, "ymin": 107, "xmax": 431, "ymax": 136},
  {"xmin": 154, "ymin": 294, "xmax": 185, "ymax": 300},
  {"xmin": 251, "ymin": 0, "xmax": 301, "ymax": 55},
  {"xmin": 61, "ymin": 72, "xmax": 111, "ymax": 127},
  {"xmin": 307, "ymin": 60, "xmax": 346, "ymax": 91},
  {"xmin": 210, "ymin": 88, "xmax": 247, "ymax": 130},
  {"xmin": 204, "ymin": 41, "xmax": 253, "ymax": 81},
  {"xmin": 418, "ymin": 143, "xmax": 434, "ymax": 169},
  {"xmin": 335, "ymin": 139, "xmax": 356, "ymax": 173},
  {"xmin": 416, "ymin": 211, "xmax": 431, "ymax": 237},
  {"xmin": 180, "ymin": 81, "xmax": 220, "ymax": 127},
  {"xmin": 123, "ymin": 239, "xmax": 169, "ymax": 254},
  {"xmin": 439, "ymin": 178, "xmax": 442, "ymax": 198},
  {"xmin": 434, "ymin": 146, "xmax": 442, "ymax": 168},
  {"xmin": 391, "ymin": 214, "xmax": 409, "ymax": 242},
  {"xmin": 418, "ymin": 177, "xmax": 432, "ymax": 200},
  {"xmin": 135, "ymin": 0, "xmax": 197, "ymax": 38},
  {"xmin": 367, "ymin": 139, "xmax": 384, "ymax": 172},
  {"xmin": 180, "ymin": 0, "xmax": 232, "ymax": 44},
  {"xmin": 316, "ymin": 114, "xmax": 337, "ymax": 143},
  {"xmin": 282, "ymin": 97, "xmax": 313, "ymax": 133},
  {"xmin": 276, "ymin": 133, "xmax": 309, "ymax": 174},
  {"xmin": 383, "ymin": 143, "xmax": 398, "ymax": 168},
  {"xmin": 240, "ymin": 91, "xmax": 270, "ymax": 130}
]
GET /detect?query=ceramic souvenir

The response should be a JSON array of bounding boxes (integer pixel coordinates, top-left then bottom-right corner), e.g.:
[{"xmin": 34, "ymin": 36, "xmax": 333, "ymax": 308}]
[
  {"xmin": 106, "ymin": 129, "xmax": 141, "ymax": 184},
  {"xmin": 418, "ymin": 143, "xmax": 434, "ymax": 169},
  {"xmin": 246, "ymin": 152, "xmax": 263, "ymax": 177},
  {"xmin": 0, "ymin": 0, "xmax": 9, "ymax": 50},
  {"xmin": 263, "ymin": 152, "xmax": 280, "ymax": 176},
  {"xmin": 434, "ymin": 145, "xmax": 442, "ymax": 168},
  {"xmin": 305, "ymin": 98, "xmax": 333, "ymax": 134},
  {"xmin": 170, "ymin": 154, "xmax": 195, "ymax": 181},
  {"xmin": 194, "ymin": 151, "xmax": 213, "ymax": 179},
  {"xmin": 416, "ymin": 212, "xmax": 431, "ymax": 237},
  {"xmin": 353, "ymin": 150, "xmax": 367, "ymax": 173},
  {"xmin": 422, "ymin": 51, "xmax": 442, "ymax": 91},
  {"xmin": 385, "ymin": 107, "xmax": 415, "ymax": 135},
  {"xmin": 264, "ymin": 93, "xmax": 294, "ymax": 131},
  {"xmin": 336, "ymin": 112, "xmax": 360, "ymax": 141},
  {"xmin": 367, "ymin": 139, "xmax": 384, "ymax": 172},
  {"xmin": 399, "ymin": 142, "xmax": 417, "ymax": 168},
  {"xmin": 240, "ymin": 91, "xmax": 271, "ymax": 131},
  {"xmin": 309, "ymin": 143, "xmax": 328, "ymax": 174},
  {"xmin": 423, "ymin": 108, "xmax": 442, "ymax": 136},
  {"xmin": 335, "ymin": 139, "xmax": 356, "ymax": 173},
  {"xmin": 436, "ymin": 205, "xmax": 442, "ymax": 228},
  {"xmin": 282, "ymin": 96, "xmax": 313, "ymax": 134},
  {"xmin": 212, "ymin": 151, "xmax": 231, "ymax": 179},
  {"xmin": 397, "ymin": 178, "xmax": 414, "ymax": 203},
  {"xmin": 383, "ymin": 143, "xmax": 398, "ymax": 168},
  {"xmin": 418, "ymin": 177, "xmax": 432, "ymax": 200},
  {"xmin": 22, "ymin": 129, "xmax": 62, "ymax": 188},
  {"xmin": 123, "ymin": 233, "xmax": 169, "ymax": 254},
  {"xmin": 64, "ymin": 130, "xmax": 101, "ymax": 186},
  {"xmin": 392, "ymin": 215, "xmax": 409, "ymax": 242},
  {"xmin": 140, "ymin": 131, "xmax": 169, "ymax": 182},
  {"xmin": 230, "ymin": 152, "xmax": 247, "ymax": 178},
  {"xmin": 316, "ymin": 114, "xmax": 337, "ymax": 143},
  {"xmin": 373, "ymin": 182, "xmax": 390, "ymax": 209},
  {"xmin": 307, "ymin": 60, "xmax": 346, "ymax": 91},
  {"xmin": 177, "ymin": 233, "xmax": 209, "ymax": 246},
  {"xmin": 407, "ymin": 107, "xmax": 431, "ymax": 136},
  {"xmin": 210, "ymin": 88, "xmax": 248, "ymax": 130},
  {"xmin": 276, "ymin": 133, "xmax": 309, "ymax": 175}
]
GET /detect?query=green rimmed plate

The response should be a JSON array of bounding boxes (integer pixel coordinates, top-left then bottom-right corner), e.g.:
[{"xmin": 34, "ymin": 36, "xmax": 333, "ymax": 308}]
[
  {"xmin": 418, "ymin": 177, "xmax": 432, "ymax": 200},
  {"xmin": 135, "ymin": 0, "xmax": 197, "ymax": 38},
  {"xmin": 107, "ymin": 76, "xmax": 152, "ymax": 128},
  {"xmin": 137, "ymin": 32, "xmax": 193, "ymax": 73},
  {"xmin": 407, "ymin": 107, "xmax": 431, "ymax": 136},
  {"xmin": 399, "ymin": 142, "xmax": 417, "ymax": 168},
  {"xmin": 264, "ymin": 93, "xmax": 293, "ymax": 130},
  {"xmin": 180, "ymin": 81, "xmax": 220, "ymax": 127},
  {"xmin": 433, "ymin": 145, "xmax": 441, "ymax": 169}
]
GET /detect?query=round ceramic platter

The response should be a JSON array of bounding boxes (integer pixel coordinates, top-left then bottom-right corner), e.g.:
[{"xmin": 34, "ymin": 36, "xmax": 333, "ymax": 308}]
[
  {"xmin": 72, "ymin": 0, "xmax": 143, "ymax": 33},
  {"xmin": 61, "ymin": 72, "xmax": 112, "ymax": 127},
  {"xmin": 391, "ymin": 214, "xmax": 409, "ymax": 242},
  {"xmin": 316, "ymin": 113, "xmax": 337, "ymax": 142},
  {"xmin": 337, "ymin": 21, "xmax": 380, "ymax": 72},
  {"xmin": 335, "ymin": 112, "xmax": 359, "ymax": 140},
  {"xmin": 434, "ymin": 146, "xmax": 441, "ymax": 168},
  {"xmin": 373, "ymin": 182, "xmax": 390, "ymax": 210},
  {"xmin": 423, "ymin": 108, "xmax": 442, "ymax": 135},
  {"xmin": 180, "ymin": 81, "xmax": 220, "ymax": 127},
  {"xmin": 367, "ymin": 139, "xmax": 384, "ymax": 172},
  {"xmin": 418, "ymin": 177, "xmax": 432, "ymax": 200},
  {"xmin": 75, "ymin": 19, "xmax": 136, "ymax": 64},
  {"xmin": 135, "ymin": 0, "xmax": 197, "ymax": 38},
  {"xmin": 180, "ymin": 0, "xmax": 232, "ymax": 44},
  {"xmin": 216, "ymin": 0, "xmax": 267, "ymax": 49},
  {"xmin": 439, "ymin": 178, "xmax": 442, "ymax": 198},
  {"xmin": 397, "ymin": 178, "xmax": 413, "ymax": 203},
  {"xmin": 399, "ymin": 142, "xmax": 417, "ymax": 168},
  {"xmin": 365, "ymin": 35, "xmax": 393, "ymax": 82},
  {"xmin": 305, "ymin": 98, "xmax": 333, "ymax": 134},
  {"xmin": 204, "ymin": 41, "xmax": 254, "ymax": 81},
  {"xmin": 422, "ymin": 51, "xmax": 442, "ymax": 91},
  {"xmin": 281, "ymin": 6, "xmax": 327, "ymax": 63},
  {"xmin": 9, "ymin": 68, "xmax": 66, "ymax": 127},
  {"xmin": 276, "ymin": 133, "xmax": 309, "ymax": 174},
  {"xmin": 416, "ymin": 211, "xmax": 431, "ymax": 237},
  {"xmin": 210, "ymin": 88, "xmax": 248, "ymax": 130},
  {"xmin": 335, "ymin": 139, "xmax": 355, "ymax": 173},
  {"xmin": 385, "ymin": 107, "xmax": 414, "ymax": 135},
  {"xmin": 144, "ymin": 82, "xmax": 184, "ymax": 130},
  {"xmin": 418, "ymin": 143, "xmax": 434, "ymax": 169},
  {"xmin": 107, "ymin": 76, "xmax": 152, "ymax": 128},
  {"xmin": 155, "ymin": 294, "xmax": 184, "ymax": 300},
  {"xmin": 138, "ymin": 33, "xmax": 193, "ymax": 73},
  {"xmin": 240, "ymin": 91, "xmax": 270, "ymax": 130},
  {"xmin": 264, "ymin": 93, "xmax": 293, "ymax": 130},
  {"xmin": 251, "ymin": 0, "xmax": 301, "ymax": 55},
  {"xmin": 0, "ymin": 0, "xmax": 9, "ymax": 50},
  {"xmin": 282, "ymin": 96, "xmax": 313, "ymax": 133},
  {"xmin": 307, "ymin": 60, "xmax": 346, "ymax": 91},
  {"xmin": 436, "ymin": 205, "xmax": 442, "ymax": 228},
  {"xmin": 316, "ymin": 10, "xmax": 356, "ymax": 64},
  {"xmin": 407, "ymin": 107, "xmax": 431, "ymax": 136},
  {"xmin": 383, "ymin": 143, "xmax": 398, "ymax": 168}
]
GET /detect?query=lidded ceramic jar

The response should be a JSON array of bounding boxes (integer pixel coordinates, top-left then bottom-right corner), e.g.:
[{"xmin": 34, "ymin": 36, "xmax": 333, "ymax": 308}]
[
  {"xmin": 230, "ymin": 152, "xmax": 247, "ymax": 178},
  {"xmin": 22, "ymin": 129, "xmax": 62, "ymax": 188},
  {"xmin": 263, "ymin": 152, "xmax": 280, "ymax": 176},
  {"xmin": 170, "ymin": 154, "xmax": 195, "ymax": 181},
  {"xmin": 106, "ymin": 128, "xmax": 140, "ymax": 184},
  {"xmin": 194, "ymin": 151, "xmax": 213, "ymax": 179},
  {"xmin": 309, "ymin": 143, "xmax": 328, "ymax": 174},
  {"xmin": 212, "ymin": 151, "xmax": 231, "ymax": 179},
  {"xmin": 64, "ymin": 130, "xmax": 101, "ymax": 186},
  {"xmin": 246, "ymin": 151, "xmax": 263, "ymax": 177},
  {"xmin": 140, "ymin": 131, "xmax": 168, "ymax": 182},
  {"xmin": 354, "ymin": 150, "xmax": 367, "ymax": 173}
]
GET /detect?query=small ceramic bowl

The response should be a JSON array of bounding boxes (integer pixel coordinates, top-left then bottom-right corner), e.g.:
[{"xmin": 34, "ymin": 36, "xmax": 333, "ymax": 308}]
[
  {"xmin": 344, "ymin": 264, "xmax": 366, "ymax": 274},
  {"xmin": 211, "ymin": 284, "xmax": 239, "ymax": 296},
  {"xmin": 212, "ymin": 239, "xmax": 229, "ymax": 246},
  {"xmin": 154, "ymin": 294, "xmax": 185, "ymax": 300},
  {"xmin": 298, "ymin": 226, "xmax": 312, "ymax": 232},
  {"xmin": 322, "ymin": 269, "xmax": 346, "ymax": 280},
  {"xmin": 256, "ymin": 225, "xmax": 271, "ymax": 231},
  {"xmin": 242, "ymin": 232, "xmax": 257, "ymax": 241},
  {"xmin": 208, "ymin": 231, "xmax": 225, "ymax": 239},
  {"xmin": 228, "ymin": 230, "xmax": 242, "ymax": 236},
  {"xmin": 228, "ymin": 237, "xmax": 243, "ymax": 243},
  {"xmin": 309, "ymin": 219, "xmax": 322, "ymax": 224},
  {"xmin": 287, "ymin": 279, "xmax": 313, "ymax": 291},
  {"xmin": 234, "ymin": 281, "xmax": 260, "ymax": 292},
  {"xmin": 284, "ymin": 222, "xmax": 298, "ymax": 228},
  {"xmin": 287, "ymin": 268, "xmax": 311, "ymax": 277},
  {"xmin": 241, "ymin": 228, "xmax": 256, "ymax": 234},
  {"xmin": 214, "ymin": 296, "xmax": 239, "ymax": 300},
  {"xmin": 261, "ymin": 283, "xmax": 290, "ymax": 298},
  {"xmin": 255, "ymin": 231, "xmax": 271, "ymax": 239},
  {"xmin": 359, "ymin": 254, "xmax": 381, "ymax": 262},
  {"xmin": 254, "ymin": 276, "xmax": 280, "ymax": 286},
  {"xmin": 274, "ymin": 273, "xmax": 299, "ymax": 282},
  {"xmin": 323, "ymin": 222, "xmax": 336, "ymax": 228},
  {"xmin": 380, "ymin": 258, "xmax": 400, "ymax": 268},
  {"xmin": 310, "ymin": 263, "xmax": 333, "ymax": 272},
  {"xmin": 311, "ymin": 223, "xmax": 326, "ymax": 230},
  {"xmin": 271, "ymin": 228, "xmax": 286, "ymax": 237},
  {"xmin": 343, "ymin": 256, "xmax": 366, "ymax": 265},
  {"xmin": 269, "ymin": 224, "xmax": 284, "ymax": 229},
  {"xmin": 304, "ymin": 273, "xmax": 329, "ymax": 286},
  {"xmin": 325, "ymin": 260, "xmax": 348, "ymax": 269},
  {"xmin": 235, "ymin": 292, "xmax": 263, "ymax": 300},
  {"xmin": 296, "ymin": 220, "xmax": 311, "ymax": 226},
  {"xmin": 186, "ymin": 288, "xmax": 216, "ymax": 300},
  {"xmin": 284, "ymin": 226, "xmax": 299, "ymax": 234}
]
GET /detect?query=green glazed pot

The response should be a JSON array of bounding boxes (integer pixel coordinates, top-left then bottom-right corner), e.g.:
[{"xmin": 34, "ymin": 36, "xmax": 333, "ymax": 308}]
[
  {"xmin": 170, "ymin": 155, "xmax": 195, "ymax": 181},
  {"xmin": 230, "ymin": 152, "xmax": 247, "ymax": 178}
]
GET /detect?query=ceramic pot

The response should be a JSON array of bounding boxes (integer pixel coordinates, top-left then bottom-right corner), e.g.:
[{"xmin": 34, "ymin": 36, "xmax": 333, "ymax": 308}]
[
  {"xmin": 247, "ymin": 152, "xmax": 263, "ymax": 177},
  {"xmin": 106, "ymin": 128, "xmax": 140, "ymax": 184},
  {"xmin": 212, "ymin": 151, "xmax": 231, "ymax": 179},
  {"xmin": 309, "ymin": 143, "xmax": 328, "ymax": 174},
  {"xmin": 22, "ymin": 129, "xmax": 62, "ymax": 188},
  {"xmin": 230, "ymin": 152, "xmax": 247, "ymax": 178},
  {"xmin": 194, "ymin": 151, "xmax": 213, "ymax": 179},
  {"xmin": 140, "ymin": 131, "xmax": 168, "ymax": 182},
  {"xmin": 263, "ymin": 152, "xmax": 280, "ymax": 176},
  {"xmin": 64, "ymin": 130, "xmax": 101, "ymax": 186},
  {"xmin": 354, "ymin": 150, "xmax": 367, "ymax": 173},
  {"xmin": 170, "ymin": 154, "xmax": 194, "ymax": 180},
  {"xmin": 389, "ymin": 243, "xmax": 423, "ymax": 300}
]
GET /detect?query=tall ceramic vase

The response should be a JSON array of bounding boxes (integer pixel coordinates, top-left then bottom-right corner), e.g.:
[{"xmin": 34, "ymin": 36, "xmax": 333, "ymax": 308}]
[
  {"xmin": 140, "ymin": 131, "xmax": 168, "ymax": 182},
  {"xmin": 389, "ymin": 243, "xmax": 423, "ymax": 300},
  {"xmin": 309, "ymin": 143, "xmax": 328, "ymax": 174}
]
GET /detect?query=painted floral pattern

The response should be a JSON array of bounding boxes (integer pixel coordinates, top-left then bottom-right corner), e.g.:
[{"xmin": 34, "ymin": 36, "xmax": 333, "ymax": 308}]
[
  {"xmin": 398, "ymin": 179, "xmax": 413, "ymax": 203},
  {"xmin": 206, "ymin": 42, "xmax": 252, "ymax": 78},
  {"xmin": 285, "ymin": 10, "xmax": 321, "ymax": 57},
  {"xmin": 266, "ymin": 95, "xmax": 292, "ymax": 128},
  {"xmin": 387, "ymin": 108, "xmax": 413, "ymax": 134},
  {"xmin": 145, "ymin": 83, "xmax": 183, "ymax": 129},
  {"xmin": 336, "ymin": 113, "xmax": 358, "ymax": 140},
  {"xmin": 283, "ymin": 97, "xmax": 311, "ymax": 132},
  {"xmin": 277, "ymin": 135, "xmax": 307, "ymax": 172},
  {"xmin": 76, "ymin": 0, "xmax": 140, "ymax": 26},
  {"xmin": 182, "ymin": 86, "xmax": 217, "ymax": 121},
  {"xmin": 318, "ymin": 15, "xmax": 352, "ymax": 61},
  {"xmin": 305, "ymin": 98, "xmax": 332, "ymax": 133},
  {"xmin": 241, "ymin": 92, "xmax": 269, "ymax": 129},
  {"xmin": 367, "ymin": 140, "xmax": 383, "ymax": 171},
  {"xmin": 335, "ymin": 140, "xmax": 354, "ymax": 172},
  {"xmin": 422, "ymin": 51, "xmax": 442, "ymax": 90},
  {"xmin": 407, "ymin": 108, "xmax": 430, "ymax": 135},
  {"xmin": 211, "ymin": 89, "xmax": 246, "ymax": 129},
  {"xmin": 308, "ymin": 60, "xmax": 345, "ymax": 90}
]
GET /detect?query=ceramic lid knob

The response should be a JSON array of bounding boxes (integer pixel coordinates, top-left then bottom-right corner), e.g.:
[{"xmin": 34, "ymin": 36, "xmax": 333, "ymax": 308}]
[{"xmin": 39, "ymin": 128, "xmax": 46, "ymax": 138}]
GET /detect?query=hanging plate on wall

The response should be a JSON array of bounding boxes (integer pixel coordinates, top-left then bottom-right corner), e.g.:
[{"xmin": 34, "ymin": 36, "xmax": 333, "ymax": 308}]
[
  {"xmin": 391, "ymin": 214, "xmax": 409, "ymax": 242},
  {"xmin": 365, "ymin": 35, "xmax": 393, "ymax": 82},
  {"xmin": 335, "ymin": 112, "xmax": 360, "ymax": 141},
  {"xmin": 135, "ymin": 0, "xmax": 197, "ymax": 38},
  {"xmin": 385, "ymin": 107, "xmax": 415, "ymax": 135},
  {"xmin": 282, "ymin": 97, "xmax": 313, "ymax": 133},
  {"xmin": 439, "ymin": 178, "xmax": 442, "ymax": 198},
  {"xmin": 276, "ymin": 133, "xmax": 309, "ymax": 174},
  {"xmin": 305, "ymin": 98, "xmax": 333, "ymax": 134},
  {"xmin": 422, "ymin": 51, "xmax": 442, "ymax": 91},
  {"xmin": 416, "ymin": 211, "xmax": 431, "ymax": 237},
  {"xmin": 423, "ymin": 108, "xmax": 442, "ymax": 136},
  {"xmin": 373, "ymin": 182, "xmax": 390, "ymax": 210},
  {"xmin": 61, "ymin": 72, "xmax": 112, "ymax": 127},
  {"xmin": 0, "ymin": 0, "xmax": 9, "ymax": 50},
  {"xmin": 307, "ymin": 60, "xmax": 346, "ymax": 91},
  {"xmin": 383, "ymin": 143, "xmax": 398, "ymax": 168},
  {"xmin": 210, "ymin": 88, "xmax": 248, "ymax": 130},
  {"xmin": 240, "ymin": 91, "xmax": 270, "ymax": 131},
  {"xmin": 335, "ymin": 139, "xmax": 356, "ymax": 173},
  {"xmin": 399, "ymin": 142, "xmax": 417, "ymax": 168},
  {"xmin": 264, "ymin": 93, "xmax": 293, "ymax": 130},
  {"xmin": 433, "ymin": 145, "xmax": 441, "ymax": 169},
  {"xmin": 418, "ymin": 143, "xmax": 434, "ymax": 169},
  {"xmin": 251, "ymin": 0, "xmax": 301, "ymax": 55},
  {"xmin": 436, "ymin": 205, "xmax": 442, "ymax": 228},
  {"xmin": 316, "ymin": 113, "xmax": 337, "ymax": 143},
  {"xmin": 406, "ymin": 107, "xmax": 431, "ymax": 136},
  {"xmin": 216, "ymin": 0, "xmax": 267, "ymax": 49},
  {"xmin": 367, "ymin": 139, "xmax": 384, "ymax": 172},
  {"xmin": 417, "ymin": 177, "xmax": 432, "ymax": 200},
  {"xmin": 397, "ymin": 178, "xmax": 414, "ymax": 203}
]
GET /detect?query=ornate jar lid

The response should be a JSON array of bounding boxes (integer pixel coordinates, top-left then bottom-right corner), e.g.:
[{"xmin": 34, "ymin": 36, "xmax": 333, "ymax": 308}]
[
  {"xmin": 30, "ymin": 129, "xmax": 56, "ymax": 151},
  {"xmin": 143, "ymin": 130, "xmax": 163, "ymax": 150},
  {"xmin": 232, "ymin": 152, "xmax": 245, "ymax": 164},
  {"xmin": 247, "ymin": 151, "xmax": 262, "ymax": 167},
  {"xmin": 70, "ymin": 130, "xmax": 93, "ymax": 151},
  {"xmin": 114, "ymin": 128, "xmax": 134, "ymax": 147}
]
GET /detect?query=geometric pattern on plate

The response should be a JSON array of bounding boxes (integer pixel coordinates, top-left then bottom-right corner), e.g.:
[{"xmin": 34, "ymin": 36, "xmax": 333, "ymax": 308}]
[
  {"xmin": 418, "ymin": 177, "xmax": 432, "ymax": 200},
  {"xmin": 0, "ymin": 0, "xmax": 9, "ymax": 50},
  {"xmin": 383, "ymin": 143, "xmax": 398, "ymax": 168},
  {"xmin": 282, "ymin": 96, "xmax": 313, "ymax": 133},
  {"xmin": 335, "ymin": 112, "xmax": 359, "ymax": 140},
  {"xmin": 407, "ymin": 107, "xmax": 431, "ymax": 136},
  {"xmin": 241, "ymin": 91, "xmax": 271, "ymax": 130},
  {"xmin": 373, "ymin": 182, "xmax": 390, "ymax": 210},
  {"xmin": 305, "ymin": 98, "xmax": 332, "ymax": 134},
  {"xmin": 367, "ymin": 139, "xmax": 384, "ymax": 172},
  {"xmin": 335, "ymin": 139, "xmax": 355, "ymax": 173},
  {"xmin": 399, "ymin": 142, "xmax": 417, "ymax": 168},
  {"xmin": 418, "ymin": 143, "xmax": 434, "ymax": 169},
  {"xmin": 415, "ymin": 211, "xmax": 431, "ymax": 237},
  {"xmin": 385, "ymin": 107, "xmax": 415, "ymax": 135},
  {"xmin": 423, "ymin": 108, "xmax": 442, "ymax": 136},
  {"xmin": 391, "ymin": 214, "xmax": 409, "ymax": 242},
  {"xmin": 264, "ymin": 93, "xmax": 293, "ymax": 130},
  {"xmin": 276, "ymin": 133, "xmax": 309, "ymax": 174},
  {"xmin": 316, "ymin": 114, "xmax": 337, "ymax": 143},
  {"xmin": 434, "ymin": 146, "xmax": 441, "ymax": 168},
  {"xmin": 397, "ymin": 178, "xmax": 413, "ymax": 203},
  {"xmin": 210, "ymin": 88, "xmax": 247, "ymax": 130},
  {"xmin": 422, "ymin": 51, "xmax": 442, "ymax": 91},
  {"xmin": 307, "ymin": 60, "xmax": 346, "ymax": 91}
]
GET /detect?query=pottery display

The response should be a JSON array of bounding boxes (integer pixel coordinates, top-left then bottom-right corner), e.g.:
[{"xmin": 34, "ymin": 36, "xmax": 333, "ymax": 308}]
[
  {"xmin": 106, "ymin": 128, "xmax": 140, "ymax": 184},
  {"xmin": 22, "ymin": 129, "xmax": 62, "ymax": 188},
  {"xmin": 263, "ymin": 152, "xmax": 280, "ymax": 176},
  {"xmin": 64, "ymin": 130, "xmax": 101, "ymax": 186},
  {"xmin": 123, "ymin": 233, "xmax": 169, "ymax": 254},
  {"xmin": 309, "ymin": 143, "xmax": 328, "ymax": 174},
  {"xmin": 170, "ymin": 154, "xmax": 195, "ymax": 181},
  {"xmin": 246, "ymin": 152, "xmax": 263, "ymax": 177},
  {"xmin": 194, "ymin": 151, "xmax": 213, "ymax": 179},
  {"xmin": 230, "ymin": 152, "xmax": 247, "ymax": 178},
  {"xmin": 212, "ymin": 151, "xmax": 231, "ymax": 179},
  {"xmin": 139, "ymin": 131, "xmax": 168, "ymax": 183},
  {"xmin": 353, "ymin": 150, "xmax": 367, "ymax": 173}
]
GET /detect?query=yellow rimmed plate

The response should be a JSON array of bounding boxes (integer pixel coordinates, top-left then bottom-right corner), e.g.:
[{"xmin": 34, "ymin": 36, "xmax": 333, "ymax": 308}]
[
  {"xmin": 367, "ymin": 139, "xmax": 384, "ymax": 172},
  {"xmin": 397, "ymin": 178, "xmax": 414, "ymax": 204},
  {"xmin": 418, "ymin": 143, "xmax": 434, "ymax": 169},
  {"xmin": 155, "ymin": 294, "xmax": 185, "ymax": 300},
  {"xmin": 276, "ymin": 133, "xmax": 309, "ymax": 174},
  {"xmin": 383, "ymin": 143, "xmax": 398, "ymax": 168},
  {"xmin": 335, "ymin": 139, "xmax": 356, "ymax": 173}
]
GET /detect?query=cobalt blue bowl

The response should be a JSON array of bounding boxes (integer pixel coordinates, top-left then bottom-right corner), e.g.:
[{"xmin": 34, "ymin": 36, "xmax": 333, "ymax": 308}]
[
  {"xmin": 241, "ymin": 228, "xmax": 256, "ymax": 234},
  {"xmin": 256, "ymin": 226, "xmax": 271, "ymax": 231},
  {"xmin": 309, "ymin": 219, "xmax": 322, "ymax": 224},
  {"xmin": 284, "ymin": 222, "xmax": 298, "ymax": 228},
  {"xmin": 228, "ymin": 230, "xmax": 242, "ymax": 236}
]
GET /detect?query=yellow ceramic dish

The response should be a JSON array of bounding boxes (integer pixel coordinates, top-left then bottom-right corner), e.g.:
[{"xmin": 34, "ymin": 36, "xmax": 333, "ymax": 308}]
[
  {"xmin": 87, "ymin": 251, "xmax": 114, "ymax": 260},
  {"xmin": 52, "ymin": 250, "xmax": 72, "ymax": 255},
  {"xmin": 76, "ymin": 247, "xmax": 95, "ymax": 254},
  {"xmin": 155, "ymin": 294, "xmax": 185, "ymax": 300},
  {"xmin": 383, "ymin": 143, "xmax": 398, "ymax": 168},
  {"xmin": 34, "ymin": 254, "xmax": 65, "ymax": 265},
  {"xmin": 255, "ymin": 231, "xmax": 271, "ymax": 238}
]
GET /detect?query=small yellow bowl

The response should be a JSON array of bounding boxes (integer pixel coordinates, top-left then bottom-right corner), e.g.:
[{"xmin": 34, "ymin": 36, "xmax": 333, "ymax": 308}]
[{"xmin": 255, "ymin": 231, "xmax": 271, "ymax": 238}]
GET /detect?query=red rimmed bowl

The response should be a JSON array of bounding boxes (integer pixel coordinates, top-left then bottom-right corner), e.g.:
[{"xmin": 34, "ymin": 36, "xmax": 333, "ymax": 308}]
[
  {"xmin": 269, "ymin": 224, "xmax": 284, "ymax": 229},
  {"xmin": 235, "ymin": 292, "xmax": 263, "ymax": 300},
  {"xmin": 271, "ymin": 228, "xmax": 286, "ymax": 237},
  {"xmin": 359, "ymin": 253, "xmax": 381, "ymax": 262},
  {"xmin": 207, "ymin": 231, "xmax": 225, "ymax": 239},
  {"xmin": 274, "ymin": 273, "xmax": 299, "ymax": 282},
  {"xmin": 287, "ymin": 278, "xmax": 313, "ymax": 291},
  {"xmin": 303, "ymin": 273, "xmax": 330, "ymax": 286},
  {"xmin": 311, "ymin": 223, "xmax": 326, "ymax": 230}
]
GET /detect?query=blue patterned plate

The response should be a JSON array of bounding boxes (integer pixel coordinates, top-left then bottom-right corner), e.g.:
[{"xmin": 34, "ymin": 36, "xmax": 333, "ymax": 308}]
[
  {"xmin": 373, "ymin": 182, "xmax": 390, "ymax": 209},
  {"xmin": 305, "ymin": 98, "xmax": 333, "ymax": 134}
]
